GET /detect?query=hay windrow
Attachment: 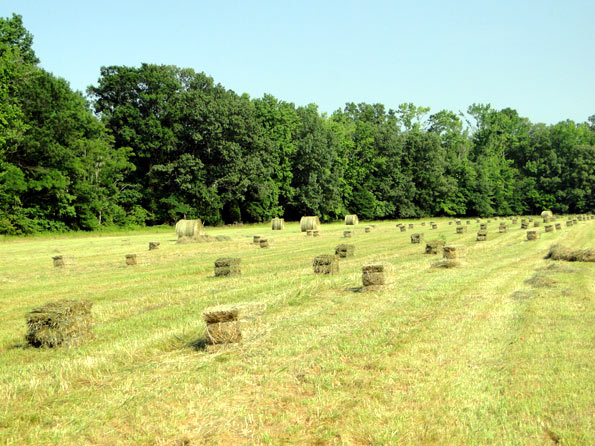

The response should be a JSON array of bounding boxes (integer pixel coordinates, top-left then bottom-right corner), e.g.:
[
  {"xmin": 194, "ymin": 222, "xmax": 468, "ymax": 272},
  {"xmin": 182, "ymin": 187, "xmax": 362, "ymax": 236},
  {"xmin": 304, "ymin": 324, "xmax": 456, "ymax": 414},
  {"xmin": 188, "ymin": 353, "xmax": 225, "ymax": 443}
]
[
  {"xmin": 25, "ymin": 300, "xmax": 93, "ymax": 348},
  {"xmin": 431, "ymin": 260, "xmax": 461, "ymax": 269},
  {"xmin": 545, "ymin": 245, "xmax": 595, "ymax": 262}
]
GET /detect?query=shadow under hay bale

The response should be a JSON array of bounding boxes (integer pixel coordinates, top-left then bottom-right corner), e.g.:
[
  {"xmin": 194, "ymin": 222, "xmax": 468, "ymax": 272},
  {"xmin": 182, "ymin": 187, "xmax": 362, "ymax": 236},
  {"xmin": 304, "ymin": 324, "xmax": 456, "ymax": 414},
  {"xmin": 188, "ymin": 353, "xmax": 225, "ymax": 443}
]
[
  {"xmin": 125, "ymin": 254, "xmax": 137, "ymax": 266},
  {"xmin": 425, "ymin": 240, "xmax": 444, "ymax": 254},
  {"xmin": 300, "ymin": 216, "xmax": 320, "ymax": 232},
  {"xmin": 149, "ymin": 242, "xmax": 160, "ymax": 250},
  {"xmin": 214, "ymin": 258, "xmax": 241, "ymax": 277},
  {"xmin": 25, "ymin": 300, "xmax": 93, "ymax": 348},
  {"xmin": 431, "ymin": 260, "xmax": 461, "ymax": 269},
  {"xmin": 411, "ymin": 233, "xmax": 424, "ymax": 244},
  {"xmin": 545, "ymin": 245, "xmax": 595, "ymax": 262},
  {"xmin": 362, "ymin": 264, "xmax": 385, "ymax": 289},
  {"xmin": 52, "ymin": 255, "xmax": 64, "ymax": 268},
  {"xmin": 335, "ymin": 244, "xmax": 355, "ymax": 258},
  {"xmin": 526, "ymin": 230, "xmax": 539, "ymax": 241},
  {"xmin": 345, "ymin": 214, "xmax": 359, "ymax": 225},
  {"xmin": 313, "ymin": 255, "xmax": 339, "ymax": 274},
  {"xmin": 271, "ymin": 217, "xmax": 285, "ymax": 230}
]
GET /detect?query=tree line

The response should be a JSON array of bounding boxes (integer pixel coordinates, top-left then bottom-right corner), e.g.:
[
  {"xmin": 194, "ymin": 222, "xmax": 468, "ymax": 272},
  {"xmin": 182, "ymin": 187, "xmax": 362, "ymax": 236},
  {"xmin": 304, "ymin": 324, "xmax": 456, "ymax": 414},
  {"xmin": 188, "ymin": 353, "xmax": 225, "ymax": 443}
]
[{"xmin": 1, "ymin": 14, "xmax": 594, "ymax": 234}]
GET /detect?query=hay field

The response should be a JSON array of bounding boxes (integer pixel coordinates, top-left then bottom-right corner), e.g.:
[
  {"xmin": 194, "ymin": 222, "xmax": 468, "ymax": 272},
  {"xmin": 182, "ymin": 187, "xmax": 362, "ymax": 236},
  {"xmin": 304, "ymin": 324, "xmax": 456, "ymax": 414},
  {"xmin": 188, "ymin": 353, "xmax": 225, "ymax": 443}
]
[{"xmin": 0, "ymin": 218, "xmax": 594, "ymax": 445}]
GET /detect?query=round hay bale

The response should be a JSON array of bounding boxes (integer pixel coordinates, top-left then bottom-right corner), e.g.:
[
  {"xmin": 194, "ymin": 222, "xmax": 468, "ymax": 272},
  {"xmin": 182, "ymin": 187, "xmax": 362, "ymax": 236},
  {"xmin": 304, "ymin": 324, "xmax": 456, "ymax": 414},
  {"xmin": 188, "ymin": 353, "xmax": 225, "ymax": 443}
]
[
  {"xmin": 345, "ymin": 214, "xmax": 359, "ymax": 225},
  {"xmin": 175, "ymin": 219, "xmax": 204, "ymax": 239},
  {"xmin": 300, "ymin": 216, "xmax": 320, "ymax": 232},
  {"xmin": 540, "ymin": 210, "xmax": 553, "ymax": 218},
  {"xmin": 271, "ymin": 217, "xmax": 285, "ymax": 230}
]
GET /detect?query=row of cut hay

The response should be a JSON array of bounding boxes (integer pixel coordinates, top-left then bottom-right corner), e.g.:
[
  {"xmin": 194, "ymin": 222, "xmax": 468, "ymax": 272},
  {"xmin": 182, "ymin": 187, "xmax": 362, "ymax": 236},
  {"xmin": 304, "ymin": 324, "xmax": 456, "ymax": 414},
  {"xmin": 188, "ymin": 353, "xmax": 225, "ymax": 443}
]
[{"xmin": 545, "ymin": 245, "xmax": 595, "ymax": 262}]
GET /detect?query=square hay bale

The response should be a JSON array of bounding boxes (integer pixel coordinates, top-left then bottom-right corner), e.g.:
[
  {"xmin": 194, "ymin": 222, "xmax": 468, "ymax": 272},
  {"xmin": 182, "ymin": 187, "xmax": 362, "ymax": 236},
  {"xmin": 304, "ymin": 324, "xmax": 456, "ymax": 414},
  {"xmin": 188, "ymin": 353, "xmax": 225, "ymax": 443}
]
[
  {"xmin": 253, "ymin": 235, "xmax": 262, "ymax": 244},
  {"xmin": 205, "ymin": 321, "xmax": 242, "ymax": 345},
  {"xmin": 555, "ymin": 223, "xmax": 562, "ymax": 230},
  {"xmin": 466, "ymin": 220, "xmax": 471, "ymax": 225},
  {"xmin": 313, "ymin": 255, "xmax": 339, "ymax": 274},
  {"xmin": 313, "ymin": 230, "xmax": 320, "ymax": 237},
  {"xmin": 400, "ymin": 226, "xmax": 407, "ymax": 232},
  {"xmin": 125, "ymin": 254, "xmax": 137, "ymax": 266},
  {"xmin": 533, "ymin": 221, "xmax": 541, "ymax": 227},
  {"xmin": 526, "ymin": 230, "xmax": 539, "ymax": 241},
  {"xmin": 572, "ymin": 219, "xmax": 578, "ymax": 224},
  {"xmin": 425, "ymin": 240, "xmax": 444, "ymax": 255},
  {"xmin": 362, "ymin": 264, "xmax": 385, "ymax": 289},
  {"xmin": 259, "ymin": 238, "xmax": 270, "ymax": 248},
  {"xmin": 456, "ymin": 226, "xmax": 467, "ymax": 234},
  {"xmin": 214, "ymin": 258, "xmax": 241, "ymax": 277},
  {"xmin": 455, "ymin": 220, "xmax": 461, "ymax": 225},
  {"xmin": 149, "ymin": 242, "xmax": 160, "ymax": 250},
  {"xmin": 335, "ymin": 244, "xmax": 355, "ymax": 258},
  {"xmin": 343, "ymin": 230, "xmax": 353, "ymax": 238},
  {"xmin": 408, "ymin": 223, "xmax": 414, "ymax": 229},
  {"xmin": 566, "ymin": 221, "xmax": 573, "ymax": 227},
  {"xmin": 411, "ymin": 233, "xmax": 424, "ymax": 244},
  {"xmin": 52, "ymin": 255, "xmax": 65, "ymax": 268},
  {"xmin": 521, "ymin": 223, "xmax": 530, "ymax": 229},
  {"xmin": 476, "ymin": 230, "xmax": 488, "ymax": 241},
  {"xmin": 544, "ymin": 224, "xmax": 554, "ymax": 233},
  {"xmin": 431, "ymin": 224, "xmax": 438, "ymax": 230},
  {"xmin": 480, "ymin": 223, "xmax": 487, "ymax": 230},
  {"xmin": 365, "ymin": 226, "xmax": 372, "ymax": 233},
  {"xmin": 499, "ymin": 225, "xmax": 507, "ymax": 233},
  {"xmin": 307, "ymin": 230, "xmax": 313, "ymax": 236},
  {"xmin": 443, "ymin": 245, "xmax": 465, "ymax": 259},
  {"xmin": 25, "ymin": 300, "xmax": 93, "ymax": 348}
]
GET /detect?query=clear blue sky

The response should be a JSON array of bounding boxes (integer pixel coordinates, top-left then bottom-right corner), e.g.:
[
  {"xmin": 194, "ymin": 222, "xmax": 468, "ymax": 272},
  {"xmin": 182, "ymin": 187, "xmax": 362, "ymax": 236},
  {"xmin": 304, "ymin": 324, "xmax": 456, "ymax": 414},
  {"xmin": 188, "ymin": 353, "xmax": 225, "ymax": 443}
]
[{"xmin": 2, "ymin": 0, "xmax": 594, "ymax": 124}]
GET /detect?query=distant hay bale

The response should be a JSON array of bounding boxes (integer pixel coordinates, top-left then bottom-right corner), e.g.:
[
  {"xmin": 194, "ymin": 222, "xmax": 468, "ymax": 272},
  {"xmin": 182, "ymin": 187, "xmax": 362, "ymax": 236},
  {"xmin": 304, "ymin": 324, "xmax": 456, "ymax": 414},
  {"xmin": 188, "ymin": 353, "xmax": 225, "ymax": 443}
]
[
  {"xmin": 25, "ymin": 300, "xmax": 92, "ymax": 348},
  {"xmin": 125, "ymin": 254, "xmax": 137, "ymax": 266},
  {"xmin": 431, "ymin": 260, "xmax": 460, "ymax": 269},
  {"xmin": 480, "ymin": 223, "xmax": 487, "ymax": 230},
  {"xmin": 466, "ymin": 220, "xmax": 471, "ymax": 225},
  {"xmin": 259, "ymin": 238, "xmax": 270, "ymax": 248},
  {"xmin": 362, "ymin": 264, "xmax": 385, "ymax": 289},
  {"xmin": 499, "ymin": 224, "xmax": 507, "ymax": 233},
  {"xmin": 52, "ymin": 255, "xmax": 64, "ymax": 268},
  {"xmin": 205, "ymin": 321, "xmax": 242, "ymax": 345},
  {"xmin": 526, "ymin": 230, "xmax": 539, "ymax": 241},
  {"xmin": 555, "ymin": 223, "xmax": 562, "ymax": 230},
  {"xmin": 544, "ymin": 224, "xmax": 554, "ymax": 233},
  {"xmin": 533, "ymin": 221, "xmax": 541, "ymax": 227},
  {"xmin": 345, "ymin": 214, "xmax": 359, "ymax": 225},
  {"xmin": 300, "ymin": 216, "xmax": 320, "ymax": 232},
  {"xmin": 476, "ymin": 230, "xmax": 488, "ymax": 241},
  {"xmin": 545, "ymin": 245, "xmax": 595, "ymax": 262},
  {"xmin": 253, "ymin": 235, "xmax": 262, "ymax": 244},
  {"xmin": 400, "ymin": 226, "xmax": 407, "ymax": 232},
  {"xmin": 449, "ymin": 221, "xmax": 453, "ymax": 225},
  {"xmin": 566, "ymin": 220, "xmax": 573, "ymax": 227},
  {"xmin": 408, "ymin": 223, "xmax": 414, "ymax": 229},
  {"xmin": 214, "ymin": 258, "xmax": 241, "ymax": 277},
  {"xmin": 410, "ymin": 233, "xmax": 424, "ymax": 244},
  {"xmin": 148, "ymin": 242, "xmax": 160, "ymax": 250},
  {"xmin": 443, "ymin": 245, "xmax": 465, "ymax": 259},
  {"xmin": 335, "ymin": 244, "xmax": 355, "ymax": 258},
  {"xmin": 456, "ymin": 226, "xmax": 467, "ymax": 234},
  {"xmin": 425, "ymin": 240, "xmax": 444, "ymax": 255},
  {"xmin": 307, "ymin": 230, "xmax": 313, "ymax": 237},
  {"xmin": 313, "ymin": 255, "xmax": 339, "ymax": 274},
  {"xmin": 313, "ymin": 230, "xmax": 320, "ymax": 237},
  {"xmin": 271, "ymin": 217, "xmax": 285, "ymax": 230},
  {"xmin": 175, "ymin": 219, "xmax": 204, "ymax": 240},
  {"xmin": 431, "ymin": 224, "xmax": 438, "ymax": 230},
  {"xmin": 365, "ymin": 226, "xmax": 372, "ymax": 233},
  {"xmin": 343, "ymin": 230, "xmax": 353, "ymax": 238},
  {"xmin": 215, "ymin": 235, "xmax": 232, "ymax": 242},
  {"xmin": 540, "ymin": 210, "xmax": 553, "ymax": 218},
  {"xmin": 455, "ymin": 220, "xmax": 461, "ymax": 225},
  {"xmin": 521, "ymin": 222, "xmax": 530, "ymax": 229}
]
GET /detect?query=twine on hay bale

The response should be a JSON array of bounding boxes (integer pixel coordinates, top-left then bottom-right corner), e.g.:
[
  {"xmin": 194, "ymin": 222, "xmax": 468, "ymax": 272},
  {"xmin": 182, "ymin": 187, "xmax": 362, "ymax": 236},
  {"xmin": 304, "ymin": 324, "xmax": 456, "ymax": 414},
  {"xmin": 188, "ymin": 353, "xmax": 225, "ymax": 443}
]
[
  {"xmin": 526, "ymin": 230, "xmax": 539, "ymax": 241},
  {"xmin": 545, "ymin": 245, "xmax": 595, "ymax": 262},
  {"xmin": 362, "ymin": 264, "xmax": 385, "ymax": 289},
  {"xmin": 25, "ymin": 300, "xmax": 93, "ymax": 348},
  {"xmin": 214, "ymin": 258, "xmax": 241, "ymax": 277},
  {"xmin": 148, "ymin": 242, "xmax": 160, "ymax": 250},
  {"xmin": 175, "ymin": 219, "xmax": 204, "ymax": 240},
  {"xmin": 52, "ymin": 255, "xmax": 65, "ymax": 268},
  {"xmin": 411, "ymin": 233, "xmax": 424, "ymax": 244},
  {"xmin": 313, "ymin": 255, "xmax": 339, "ymax": 274},
  {"xmin": 125, "ymin": 254, "xmax": 137, "ymax": 266},
  {"xmin": 271, "ymin": 217, "xmax": 285, "ymax": 230},
  {"xmin": 300, "ymin": 216, "xmax": 320, "ymax": 232},
  {"xmin": 425, "ymin": 240, "xmax": 444, "ymax": 255},
  {"xmin": 345, "ymin": 214, "xmax": 359, "ymax": 225}
]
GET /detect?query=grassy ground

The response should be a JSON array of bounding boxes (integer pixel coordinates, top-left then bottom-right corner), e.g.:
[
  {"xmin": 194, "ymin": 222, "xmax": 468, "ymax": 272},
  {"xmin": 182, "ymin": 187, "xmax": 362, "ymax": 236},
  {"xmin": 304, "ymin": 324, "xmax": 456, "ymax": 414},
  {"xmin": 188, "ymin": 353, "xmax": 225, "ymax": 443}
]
[{"xmin": 0, "ymin": 217, "xmax": 593, "ymax": 445}]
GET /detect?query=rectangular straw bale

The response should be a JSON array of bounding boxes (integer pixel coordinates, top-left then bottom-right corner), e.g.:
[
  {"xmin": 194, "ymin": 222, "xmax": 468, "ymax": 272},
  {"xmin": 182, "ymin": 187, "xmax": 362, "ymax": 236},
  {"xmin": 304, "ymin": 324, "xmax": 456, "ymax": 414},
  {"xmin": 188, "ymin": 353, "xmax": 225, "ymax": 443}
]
[
  {"xmin": 205, "ymin": 321, "xmax": 242, "ymax": 344},
  {"xmin": 443, "ymin": 245, "xmax": 465, "ymax": 259},
  {"xmin": 335, "ymin": 244, "xmax": 355, "ymax": 258},
  {"xmin": 362, "ymin": 264, "xmax": 385, "ymax": 288},
  {"xmin": 52, "ymin": 255, "xmax": 65, "ymax": 267},
  {"xmin": 410, "ymin": 233, "xmax": 424, "ymax": 244},
  {"xmin": 214, "ymin": 257, "xmax": 241, "ymax": 276},
  {"xmin": 25, "ymin": 300, "xmax": 93, "ymax": 348},
  {"xmin": 456, "ymin": 226, "xmax": 467, "ymax": 234},
  {"xmin": 425, "ymin": 240, "xmax": 444, "ymax": 254},
  {"xmin": 313, "ymin": 255, "xmax": 339, "ymax": 274},
  {"xmin": 544, "ymin": 224, "xmax": 554, "ymax": 233}
]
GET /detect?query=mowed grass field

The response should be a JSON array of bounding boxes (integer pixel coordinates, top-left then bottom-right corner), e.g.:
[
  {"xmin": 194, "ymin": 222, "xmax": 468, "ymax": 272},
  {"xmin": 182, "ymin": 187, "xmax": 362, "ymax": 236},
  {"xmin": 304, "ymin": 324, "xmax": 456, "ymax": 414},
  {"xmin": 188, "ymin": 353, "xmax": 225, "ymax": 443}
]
[{"xmin": 0, "ymin": 217, "xmax": 594, "ymax": 445}]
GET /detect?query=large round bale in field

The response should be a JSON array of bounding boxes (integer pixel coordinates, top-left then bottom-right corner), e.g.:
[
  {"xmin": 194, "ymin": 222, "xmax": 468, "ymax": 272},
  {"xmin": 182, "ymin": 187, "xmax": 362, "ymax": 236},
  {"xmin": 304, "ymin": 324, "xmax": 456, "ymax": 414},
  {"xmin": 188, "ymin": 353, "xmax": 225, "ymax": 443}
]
[
  {"xmin": 540, "ymin": 210, "xmax": 553, "ymax": 218},
  {"xmin": 345, "ymin": 214, "xmax": 359, "ymax": 225},
  {"xmin": 300, "ymin": 216, "xmax": 320, "ymax": 232},
  {"xmin": 175, "ymin": 219, "xmax": 204, "ymax": 239},
  {"xmin": 271, "ymin": 217, "xmax": 285, "ymax": 230}
]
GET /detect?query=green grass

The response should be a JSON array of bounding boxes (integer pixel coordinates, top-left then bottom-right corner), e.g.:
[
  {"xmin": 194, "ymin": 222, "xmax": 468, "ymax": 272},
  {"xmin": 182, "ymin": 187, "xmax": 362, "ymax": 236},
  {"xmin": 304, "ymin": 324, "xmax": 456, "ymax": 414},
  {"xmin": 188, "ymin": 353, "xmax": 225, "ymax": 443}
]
[{"xmin": 0, "ymin": 217, "xmax": 593, "ymax": 445}]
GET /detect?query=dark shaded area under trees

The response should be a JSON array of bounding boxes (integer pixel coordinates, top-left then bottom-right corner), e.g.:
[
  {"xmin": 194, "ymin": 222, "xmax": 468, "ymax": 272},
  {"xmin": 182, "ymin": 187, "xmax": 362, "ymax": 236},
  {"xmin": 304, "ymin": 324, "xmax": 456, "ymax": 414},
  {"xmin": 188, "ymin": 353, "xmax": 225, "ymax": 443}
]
[{"xmin": 1, "ymin": 14, "xmax": 594, "ymax": 234}]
